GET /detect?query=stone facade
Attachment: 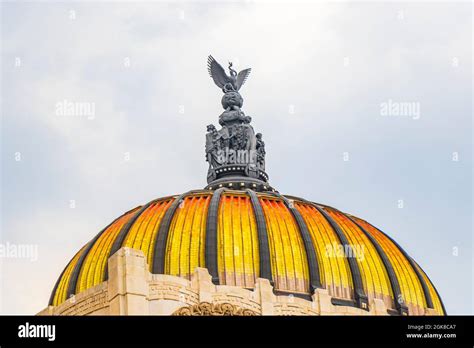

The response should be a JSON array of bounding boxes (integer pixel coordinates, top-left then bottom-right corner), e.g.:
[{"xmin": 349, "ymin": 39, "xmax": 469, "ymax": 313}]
[{"xmin": 37, "ymin": 247, "xmax": 436, "ymax": 316}]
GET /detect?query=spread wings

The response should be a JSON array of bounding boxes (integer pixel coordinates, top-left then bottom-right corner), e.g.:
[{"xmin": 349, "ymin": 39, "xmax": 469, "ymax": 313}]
[
  {"xmin": 207, "ymin": 55, "xmax": 230, "ymax": 89},
  {"xmin": 236, "ymin": 68, "xmax": 251, "ymax": 90},
  {"xmin": 207, "ymin": 55, "xmax": 251, "ymax": 91}
]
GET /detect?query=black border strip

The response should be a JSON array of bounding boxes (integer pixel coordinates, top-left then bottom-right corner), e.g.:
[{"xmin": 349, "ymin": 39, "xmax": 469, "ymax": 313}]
[
  {"xmin": 311, "ymin": 204, "xmax": 369, "ymax": 310},
  {"xmin": 152, "ymin": 192, "xmax": 189, "ymax": 274},
  {"xmin": 104, "ymin": 201, "xmax": 155, "ymax": 280},
  {"xmin": 64, "ymin": 214, "xmax": 124, "ymax": 300},
  {"xmin": 346, "ymin": 214, "xmax": 409, "ymax": 315},
  {"xmin": 364, "ymin": 220, "xmax": 434, "ymax": 310},
  {"xmin": 2, "ymin": 315, "xmax": 470, "ymax": 345},
  {"xmin": 204, "ymin": 187, "xmax": 225, "ymax": 284},
  {"xmin": 246, "ymin": 189, "xmax": 273, "ymax": 283},
  {"xmin": 279, "ymin": 194, "xmax": 322, "ymax": 292}
]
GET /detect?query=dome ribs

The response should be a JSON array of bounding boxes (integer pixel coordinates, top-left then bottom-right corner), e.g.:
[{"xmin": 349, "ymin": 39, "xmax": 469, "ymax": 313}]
[
  {"xmin": 166, "ymin": 196, "xmax": 194, "ymax": 278},
  {"xmin": 216, "ymin": 194, "xmax": 258, "ymax": 287},
  {"xmin": 295, "ymin": 203, "xmax": 354, "ymax": 300},
  {"xmin": 49, "ymin": 248, "xmax": 81, "ymax": 306},
  {"xmin": 353, "ymin": 217, "xmax": 423, "ymax": 314},
  {"xmin": 86, "ymin": 211, "xmax": 138, "ymax": 292},
  {"xmin": 152, "ymin": 192, "xmax": 190, "ymax": 275},
  {"xmin": 49, "ymin": 244, "xmax": 88, "ymax": 306},
  {"xmin": 311, "ymin": 204, "xmax": 369, "ymax": 311},
  {"xmin": 49, "ymin": 190, "xmax": 444, "ymax": 313},
  {"xmin": 214, "ymin": 193, "xmax": 259, "ymax": 287},
  {"xmin": 328, "ymin": 210, "xmax": 396, "ymax": 311},
  {"xmin": 278, "ymin": 194, "xmax": 322, "ymax": 293},
  {"xmin": 104, "ymin": 202, "xmax": 155, "ymax": 280},
  {"xmin": 143, "ymin": 200, "xmax": 174, "ymax": 269},
  {"xmin": 186, "ymin": 196, "xmax": 210, "ymax": 278},
  {"xmin": 204, "ymin": 188, "xmax": 226, "ymax": 284},
  {"xmin": 48, "ymin": 264, "xmax": 68, "ymax": 306},
  {"xmin": 242, "ymin": 195, "xmax": 259, "ymax": 285},
  {"xmin": 63, "ymin": 213, "xmax": 126, "ymax": 301},
  {"xmin": 361, "ymin": 220, "xmax": 435, "ymax": 311},
  {"xmin": 246, "ymin": 189, "xmax": 273, "ymax": 284},
  {"xmin": 412, "ymin": 260, "xmax": 447, "ymax": 315},
  {"xmin": 267, "ymin": 199, "xmax": 297, "ymax": 290},
  {"xmin": 344, "ymin": 214, "xmax": 409, "ymax": 315}
]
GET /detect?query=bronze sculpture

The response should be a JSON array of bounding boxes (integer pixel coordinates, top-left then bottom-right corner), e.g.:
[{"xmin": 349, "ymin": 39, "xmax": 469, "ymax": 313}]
[
  {"xmin": 205, "ymin": 55, "xmax": 268, "ymax": 188},
  {"xmin": 207, "ymin": 55, "xmax": 251, "ymax": 93}
]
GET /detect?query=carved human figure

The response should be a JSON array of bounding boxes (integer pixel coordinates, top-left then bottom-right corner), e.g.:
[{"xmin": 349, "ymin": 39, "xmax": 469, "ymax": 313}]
[
  {"xmin": 242, "ymin": 115, "xmax": 256, "ymax": 152},
  {"xmin": 256, "ymin": 133, "xmax": 266, "ymax": 170},
  {"xmin": 205, "ymin": 124, "xmax": 222, "ymax": 169}
]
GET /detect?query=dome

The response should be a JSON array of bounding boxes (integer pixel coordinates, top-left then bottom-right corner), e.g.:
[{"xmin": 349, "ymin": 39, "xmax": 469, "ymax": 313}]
[
  {"xmin": 46, "ymin": 56, "xmax": 445, "ymax": 316},
  {"xmin": 49, "ymin": 189, "xmax": 445, "ymax": 316}
]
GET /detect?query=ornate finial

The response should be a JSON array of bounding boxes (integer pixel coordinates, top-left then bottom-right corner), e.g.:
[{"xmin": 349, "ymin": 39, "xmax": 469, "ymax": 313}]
[{"xmin": 205, "ymin": 55, "xmax": 272, "ymax": 192}]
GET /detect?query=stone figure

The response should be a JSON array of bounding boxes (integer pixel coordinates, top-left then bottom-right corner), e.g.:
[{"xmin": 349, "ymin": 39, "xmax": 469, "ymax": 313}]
[
  {"xmin": 205, "ymin": 124, "xmax": 222, "ymax": 170},
  {"xmin": 256, "ymin": 133, "xmax": 265, "ymax": 171},
  {"xmin": 205, "ymin": 55, "xmax": 267, "ymax": 183},
  {"xmin": 208, "ymin": 55, "xmax": 251, "ymax": 93}
]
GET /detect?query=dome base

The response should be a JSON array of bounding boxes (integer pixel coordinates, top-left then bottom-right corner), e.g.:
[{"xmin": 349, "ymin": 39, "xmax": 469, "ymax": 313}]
[
  {"xmin": 205, "ymin": 175, "xmax": 277, "ymax": 192},
  {"xmin": 40, "ymin": 247, "xmax": 425, "ymax": 316}
]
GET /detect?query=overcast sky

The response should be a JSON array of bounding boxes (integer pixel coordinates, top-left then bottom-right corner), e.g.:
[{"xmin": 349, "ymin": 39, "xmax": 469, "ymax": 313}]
[{"xmin": 1, "ymin": 1, "xmax": 472, "ymax": 314}]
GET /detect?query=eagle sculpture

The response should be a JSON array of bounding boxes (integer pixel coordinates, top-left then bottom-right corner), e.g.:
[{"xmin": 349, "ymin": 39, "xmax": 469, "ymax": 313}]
[{"xmin": 207, "ymin": 55, "xmax": 251, "ymax": 93}]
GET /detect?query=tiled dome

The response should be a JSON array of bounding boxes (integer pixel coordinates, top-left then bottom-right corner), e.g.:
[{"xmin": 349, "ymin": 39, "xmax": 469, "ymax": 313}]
[{"xmin": 49, "ymin": 189, "xmax": 445, "ymax": 315}]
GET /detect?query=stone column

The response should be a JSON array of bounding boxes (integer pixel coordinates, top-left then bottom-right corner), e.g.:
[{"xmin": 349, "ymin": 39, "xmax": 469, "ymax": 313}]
[
  {"xmin": 312, "ymin": 288, "xmax": 333, "ymax": 315},
  {"xmin": 191, "ymin": 267, "xmax": 215, "ymax": 303},
  {"xmin": 108, "ymin": 247, "xmax": 149, "ymax": 315},
  {"xmin": 254, "ymin": 278, "xmax": 275, "ymax": 315},
  {"xmin": 369, "ymin": 298, "xmax": 389, "ymax": 315}
]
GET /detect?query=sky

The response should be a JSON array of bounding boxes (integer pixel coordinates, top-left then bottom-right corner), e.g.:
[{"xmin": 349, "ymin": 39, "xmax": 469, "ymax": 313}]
[{"xmin": 0, "ymin": 1, "xmax": 472, "ymax": 314}]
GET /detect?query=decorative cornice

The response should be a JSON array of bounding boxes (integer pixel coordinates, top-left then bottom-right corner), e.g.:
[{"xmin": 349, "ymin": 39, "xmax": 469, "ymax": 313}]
[
  {"xmin": 205, "ymin": 176, "xmax": 277, "ymax": 193},
  {"xmin": 172, "ymin": 302, "xmax": 258, "ymax": 316}
]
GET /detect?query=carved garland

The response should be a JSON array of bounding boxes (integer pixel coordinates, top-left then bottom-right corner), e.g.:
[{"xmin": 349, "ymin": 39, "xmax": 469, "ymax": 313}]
[{"xmin": 172, "ymin": 302, "xmax": 259, "ymax": 316}]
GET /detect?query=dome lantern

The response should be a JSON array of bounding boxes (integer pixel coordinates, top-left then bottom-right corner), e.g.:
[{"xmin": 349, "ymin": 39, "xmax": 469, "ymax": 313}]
[{"xmin": 205, "ymin": 55, "xmax": 274, "ymax": 192}]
